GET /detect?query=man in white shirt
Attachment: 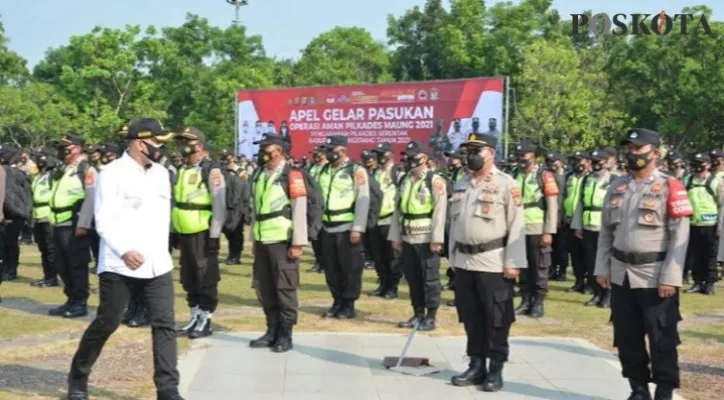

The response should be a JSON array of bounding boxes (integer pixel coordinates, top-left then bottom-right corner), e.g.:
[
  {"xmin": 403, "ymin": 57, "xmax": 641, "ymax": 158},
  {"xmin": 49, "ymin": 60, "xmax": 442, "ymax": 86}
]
[{"xmin": 67, "ymin": 118, "xmax": 183, "ymax": 400}]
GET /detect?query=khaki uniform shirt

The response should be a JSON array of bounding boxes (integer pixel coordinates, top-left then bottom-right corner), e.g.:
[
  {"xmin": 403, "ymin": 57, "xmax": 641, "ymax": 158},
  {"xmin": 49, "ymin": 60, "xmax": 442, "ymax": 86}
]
[
  {"xmin": 449, "ymin": 167, "xmax": 527, "ymax": 273},
  {"xmin": 387, "ymin": 168, "xmax": 447, "ymax": 244},
  {"xmin": 594, "ymin": 170, "xmax": 691, "ymax": 288}
]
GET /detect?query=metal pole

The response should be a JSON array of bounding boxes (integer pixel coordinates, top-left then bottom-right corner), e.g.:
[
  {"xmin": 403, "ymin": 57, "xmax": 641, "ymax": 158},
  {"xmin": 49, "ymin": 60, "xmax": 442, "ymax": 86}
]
[{"xmin": 504, "ymin": 76, "xmax": 510, "ymax": 161}]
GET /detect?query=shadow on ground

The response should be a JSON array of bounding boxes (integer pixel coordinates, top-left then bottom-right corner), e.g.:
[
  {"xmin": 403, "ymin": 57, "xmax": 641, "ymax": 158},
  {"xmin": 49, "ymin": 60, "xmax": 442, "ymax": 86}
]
[{"xmin": 0, "ymin": 364, "xmax": 137, "ymax": 400}]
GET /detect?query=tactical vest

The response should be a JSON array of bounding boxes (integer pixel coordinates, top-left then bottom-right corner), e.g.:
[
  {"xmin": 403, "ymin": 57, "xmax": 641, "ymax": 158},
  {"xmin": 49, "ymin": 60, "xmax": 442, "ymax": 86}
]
[
  {"xmin": 515, "ymin": 171, "xmax": 545, "ymax": 225},
  {"xmin": 375, "ymin": 168, "xmax": 396, "ymax": 218},
  {"xmin": 49, "ymin": 165, "xmax": 85, "ymax": 225},
  {"xmin": 686, "ymin": 174, "xmax": 719, "ymax": 226},
  {"xmin": 318, "ymin": 162, "xmax": 356, "ymax": 225},
  {"xmin": 253, "ymin": 168, "xmax": 292, "ymax": 242},
  {"xmin": 32, "ymin": 172, "xmax": 52, "ymax": 221},
  {"xmin": 398, "ymin": 173, "xmax": 434, "ymax": 235},
  {"xmin": 172, "ymin": 166, "xmax": 213, "ymax": 234},
  {"xmin": 581, "ymin": 173, "xmax": 611, "ymax": 228},
  {"xmin": 564, "ymin": 174, "xmax": 584, "ymax": 218}
]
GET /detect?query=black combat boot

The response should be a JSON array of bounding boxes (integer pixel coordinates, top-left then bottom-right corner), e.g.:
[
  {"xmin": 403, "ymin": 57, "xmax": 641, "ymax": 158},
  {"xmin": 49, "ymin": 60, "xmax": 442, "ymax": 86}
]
[
  {"xmin": 418, "ymin": 307, "xmax": 437, "ymax": 331},
  {"xmin": 369, "ymin": 279, "xmax": 386, "ymax": 297},
  {"xmin": 324, "ymin": 297, "xmax": 342, "ymax": 318},
  {"xmin": 49, "ymin": 301, "xmax": 72, "ymax": 316},
  {"xmin": 225, "ymin": 257, "xmax": 241, "ymax": 266},
  {"xmin": 249, "ymin": 320, "xmax": 279, "ymax": 348},
  {"xmin": 702, "ymin": 282, "xmax": 716, "ymax": 295},
  {"xmin": 529, "ymin": 297, "xmax": 544, "ymax": 318},
  {"xmin": 653, "ymin": 385, "xmax": 673, "ymax": 400},
  {"xmin": 272, "ymin": 324, "xmax": 293, "ymax": 353},
  {"xmin": 682, "ymin": 270, "xmax": 690, "ymax": 285},
  {"xmin": 584, "ymin": 288, "xmax": 601, "ymax": 307},
  {"xmin": 176, "ymin": 307, "xmax": 200, "ymax": 337},
  {"xmin": 67, "ymin": 377, "xmax": 88, "ymax": 400},
  {"xmin": 128, "ymin": 303, "xmax": 150, "ymax": 328},
  {"xmin": 684, "ymin": 282, "xmax": 703, "ymax": 294},
  {"xmin": 398, "ymin": 307, "xmax": 424, "ymax": 328},
  {"xmin": 382, "ymin": 286, "xmax": 398, "ymax": 300},
  {"xmin": 336, "ymin": 299, "xmax": 356, "ymax": 319},
  {"xmin": 307, "ymin": 263, "xmax": 322, "ymax": 273},
  {"xmin": 157, "ymin": 389, "xmax": 185, "ymax": 400},
  {"xmin": 31, "ymin": 278, "xmax": 59, "ymax": 288},
  {"xmin": 514, "ymin": 295, "xmax": 532, "ymax": 316},
  {"xmin": 122, "ymin": 299, "xmax": 140, "ymax": 325},
  {"xmin": 627, "ymin": 379, "xmax": 652, "ymax": 400},
  {"xmin": 548, "ymin": 267, "xmax": 558, "ymax": 280},
  {"xmin": 597, "ymin": 289, "xmax": 611, "ymax": 308},
  {"xmin": 481, "ymin": 359, "xmax": 504, "ymax": 392},
  {"xmin": 566, "ymin": 279, "xmax": 585, "ymax": 293},
  {"xmin": 188, "ymin": 310, "xmax": 213, "ymax": 339},
  {"xmin": 446, "ymin": 300, "xmax": 456, "ymax": 307},
  {"xmin": 451, "ymin": 356, "xmax": 487, "ymax": 386},
  {"xmin": 63, "ymin": 303, "xmax": 88, "ymax": 319},
  {"xmin": 583, "ymin": 284, "xmax": 594, "ymax": 295}
]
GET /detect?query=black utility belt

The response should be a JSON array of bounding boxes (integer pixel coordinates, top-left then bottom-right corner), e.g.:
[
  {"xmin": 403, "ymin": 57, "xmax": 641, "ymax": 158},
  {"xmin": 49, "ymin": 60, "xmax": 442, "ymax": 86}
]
[
  {"xmin": 612, "ymin": 248, "xmax": 666, "ymax": 265},
  {"xmin": 175, "ymin": 203, "xmax": 212, "ymax": 211},
  {"xmin": 456, "ymin": 237, "xmax": 508, "ymax": 255}
]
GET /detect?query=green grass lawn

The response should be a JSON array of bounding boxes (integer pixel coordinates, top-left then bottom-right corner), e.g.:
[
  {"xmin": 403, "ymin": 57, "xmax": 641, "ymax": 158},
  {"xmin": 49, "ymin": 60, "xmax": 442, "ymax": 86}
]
[{"xmin": 0, "ymin": 237, "xmax": 722, "ymax": 399}]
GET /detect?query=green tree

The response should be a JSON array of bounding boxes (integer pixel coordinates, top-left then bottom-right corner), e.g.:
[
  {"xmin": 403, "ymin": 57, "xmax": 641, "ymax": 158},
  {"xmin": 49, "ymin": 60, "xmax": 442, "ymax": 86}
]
[
  {"xmin": 0, "ymin": 20, "xmax": 28, "ymax": 85},
  {"xmin": 294, "ymin": 27, "xmax": 391, "ymax": 85}
]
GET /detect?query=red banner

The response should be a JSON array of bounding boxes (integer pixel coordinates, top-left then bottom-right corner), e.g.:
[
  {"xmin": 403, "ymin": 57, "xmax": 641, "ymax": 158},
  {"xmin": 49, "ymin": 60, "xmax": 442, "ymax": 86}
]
[{"xmin": 237, "ymin": 78, "xmax": 504, "ymax": 160}]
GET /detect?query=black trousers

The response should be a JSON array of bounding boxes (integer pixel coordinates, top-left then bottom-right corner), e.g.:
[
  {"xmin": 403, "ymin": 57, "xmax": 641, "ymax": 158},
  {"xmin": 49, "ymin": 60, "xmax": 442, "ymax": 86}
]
[
  {"xmin": 685, "ymin": 225, "xmax": 718, "ymax": 284},
  {"xmin": 368, "ymin": 224, "xmax": 402, "ymax": 288},
  {"xmin": 311, "ymin": 238, "xmax": 325, "ymax": 270},
  {"xmin": 551, "ymin": 227, "xmax": 568, "ymax": 274},
  {"xmin": 455, "ymin": 269, "xmax": 515, "ymax": 361},
  {"xmin": 178, "ymin": 231, "xmax": 220, "ymax": 312},
  {"xmin": 321, "ymin": 230, "xmax": 364, "ymax": 300},
  {"xmin": 253, "ymin": 242, "xmax": 299, "ymax": 325},
  {"xmin": 566, "ymin": 224, "xmax": 585, "ymax": 281},
  {"xmin": 582, "ymin": 230, "xmax": 600, "ymax": 290},
  {"xmin": 21, "ymin": 220, "xmax": 33, "ymax": 242},
  {"xmin": 0, "ymin": 225, "xmax": 5, "ymax": 282},
  {"xmin": 363, "ymin": 231, "xmax": 374, "ymax": 263},
  {"xmin": 402, "ymin": 242, "xmax": 441, "ymax": 309},
  {"xmin": 611, "ymin": 277, "xmax": 681, "ymax": 388},
  {"xmin": 3, "ymin": 219, "xmax": 23, "ymax": 275},
  {"xmin": 223, "ymin": 222, "xmax": 244, "ymax": 260},
  {"xmin": 69, "ymin": 272, "xmax": 179, "ymax": 393},
  {"xmin": 519, "ymin": 235, "xmax": 549, "ymax": 298},
  {"xmin": 88, "ymin": 229, "xmax": 100, "ymax": 269},
  {"xmin": 34, "ymin": 222, "xmax": 57, "ymax": 281},
  {"xmin": 54, "ymin": 226, "xmax": 91, "ymax": 304}
]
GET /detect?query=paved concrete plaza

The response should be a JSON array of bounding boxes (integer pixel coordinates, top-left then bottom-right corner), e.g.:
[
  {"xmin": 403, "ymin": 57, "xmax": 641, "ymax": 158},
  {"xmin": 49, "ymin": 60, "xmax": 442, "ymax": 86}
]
[{"xmin": 179, "ymin": 333, "xmax": 684, "ymax": 400}]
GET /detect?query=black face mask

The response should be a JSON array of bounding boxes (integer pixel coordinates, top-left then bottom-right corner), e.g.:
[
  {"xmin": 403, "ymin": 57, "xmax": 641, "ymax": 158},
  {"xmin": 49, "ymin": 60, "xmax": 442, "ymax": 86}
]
[
  {"xmin": 466, "ymin": 151, "xmax": 485, "ymax": 171},
  {"xmin": 626, "ymin": 151, "xmax": 652, "ymax": 171},
  {"xmin": 713, "ymin": 160, "xmax": 721, "ymax": 167},
  {"xmin": 377, "ymin": 154, "xmax": 389, "ymax": 165},
  {"xmin": 326, "ymin": 150, "xmax": 341, "ymax": 163},
  {"xmin": 546, "ymin": 163, "xmax": 558, "ymax": 172},
  {"xmin": 181, "ymin": 144, "xmax": 198, "ymax": 157},
  {"xmin": 593, "ymin": 162, "xmax": 604, "ymax": 172},
  {"xmin": 57, "ymin": 147, "xmax": 71, "ymax": 160},
  {"xmin": 574, "ymin": 164, "xmax": 585, "ymax": 173},
  {"xmin": 405, "ymin": 156, "xmax": 425, "ymax": 170},
  {"xmin": 518, "ymin": 159, "xmax": 532, "ymax": 169},
  {"xmin": 143, "ymin": 142, "xmax": 165, "ymax": 163},
  {"xmin": 692, "ymin": 164, "xmax": 707, "ymax": 173}
]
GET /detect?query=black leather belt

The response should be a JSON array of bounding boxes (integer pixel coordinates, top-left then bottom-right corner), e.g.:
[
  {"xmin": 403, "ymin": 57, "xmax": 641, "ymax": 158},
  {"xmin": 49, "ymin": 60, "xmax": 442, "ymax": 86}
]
[
  {"xmin": 379, "ymin": 211, "xmax": 394, "ymax": 219},
  {"xmin": 583, "ymin": 205, "xmax": 603, "ymax": 211},
  {"xmin": 612, "ymin": 248, "xmax": 666, "ymax": 265},
  {"xmin": 175, "ymin": 203, "xmax": 212, "ymax": 211},
  {"xmin": 324, "ymin": 206, "xmax": 354, "ymax": 216},
  {"xmin": 402, "ymin": 212, "xmax": 433, "ymax": 220},
  {"xmin": 456, "ymin": 237, "xmax": 508, "ymax": 255}
]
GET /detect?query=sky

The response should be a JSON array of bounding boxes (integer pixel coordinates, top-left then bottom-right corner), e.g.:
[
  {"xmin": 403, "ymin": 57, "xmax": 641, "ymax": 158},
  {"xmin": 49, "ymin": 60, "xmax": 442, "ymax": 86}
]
[{"xmin": 1, "ymin": 0, "xmax": 720, "ymax": 68}]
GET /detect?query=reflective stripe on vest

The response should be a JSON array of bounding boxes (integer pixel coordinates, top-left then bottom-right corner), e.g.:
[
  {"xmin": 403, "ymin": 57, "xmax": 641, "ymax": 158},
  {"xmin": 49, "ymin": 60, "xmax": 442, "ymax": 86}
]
[
  {"xmin": 515, "ymin": 172, "xmax": 544, "ymax": 225},
  {"xmin": 399, "ymin": 174, "xmax": 434, "ymax": 235},
  {"xmin": 318, "ymin": 163, "xmax": 356, "ymax": 224},
  {"xmin": 375, "ymin": 168, "xmax": 397, "ymax": 218},
  {"xmin": 49, "ymin": 166, "xmax": 85, "ymax": 225},
  {"xmin": 582, "ymin": 174, "xmax": 609, "ymax": 228},
  {"xmin": 564, "ymin": 174, "xmax": 584, "ymax": 218},
  {"xmin": 172, "ymin": 166, "xmax": 212, "ymax": 234},
  {"xmin": 32, "ymin": 172, "xmax": 52, "ymax": 220},
  {"xmin": 253, "ymin": 168, "xmax": 292, "ymax": 242},
  {"xmin": 688, "ymin": 175, "xmax": 719, "ymax": 226}
]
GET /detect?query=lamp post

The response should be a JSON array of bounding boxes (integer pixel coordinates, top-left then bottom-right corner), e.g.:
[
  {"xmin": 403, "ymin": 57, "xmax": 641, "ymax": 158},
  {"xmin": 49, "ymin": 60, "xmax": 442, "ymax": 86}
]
[{"xmin": 226, "ymin": 0, "xmax": 249, "ymax": 26}]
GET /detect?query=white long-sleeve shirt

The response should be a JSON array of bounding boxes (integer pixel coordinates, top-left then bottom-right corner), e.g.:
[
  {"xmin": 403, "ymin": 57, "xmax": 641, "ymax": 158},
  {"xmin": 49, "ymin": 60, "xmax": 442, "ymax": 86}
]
[{"xmin": 95, "ymin": 152, "xmax": 173, "ymax": 278}]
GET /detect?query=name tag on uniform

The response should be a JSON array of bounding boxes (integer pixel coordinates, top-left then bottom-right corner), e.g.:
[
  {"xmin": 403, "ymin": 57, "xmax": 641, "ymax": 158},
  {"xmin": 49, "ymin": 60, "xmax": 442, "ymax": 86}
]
[{"xmin": 702, "ymin": 214, "xmax": 718, "ymax": 222}]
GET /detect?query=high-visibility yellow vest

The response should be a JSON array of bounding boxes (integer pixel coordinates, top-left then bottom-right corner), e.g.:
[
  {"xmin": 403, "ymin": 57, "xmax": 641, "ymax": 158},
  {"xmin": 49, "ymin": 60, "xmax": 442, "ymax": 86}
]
[
  {"xmin": 318, "ymin": 162, "xmax": 356, "ymax": 225},
  {"xmin": 687, "ymin": 174, "xmax": 719, "ymax": 226},
  {"xmin": 253, "ymin": 168, "xmax": 293, "ymax": 242},
  {"xmin": 375, "ymin": 168, "xmax": 397, "ymax": 219},
  {"xmin": 399, "ymin": 172, "xmax": 435, "ymax": 235},
  {"xmin": 515, "ymin": 171, "xmax": 544, "ymax": 225},
  {"xmin": 172, "ymin": 166, "xmax": 212, "ymax": 234},
  {"xmin": 49, "ymin": 165, "xmax": 85, "ymax": 225},
  {"xmin": 582, "ymin": 173, "xmax": 611, "ymax": 228},
  {"xmin": 32, "ymin": 171, "xmax": 52, "ymax": 221},
  {"xmin": 564, "ymin": 174, "xmax": 584, "ymax": 218}
]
